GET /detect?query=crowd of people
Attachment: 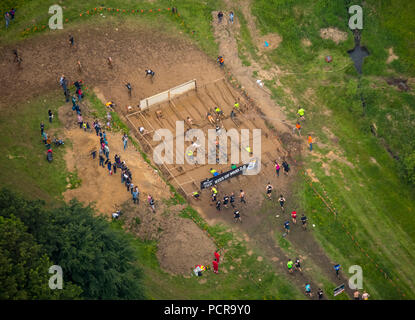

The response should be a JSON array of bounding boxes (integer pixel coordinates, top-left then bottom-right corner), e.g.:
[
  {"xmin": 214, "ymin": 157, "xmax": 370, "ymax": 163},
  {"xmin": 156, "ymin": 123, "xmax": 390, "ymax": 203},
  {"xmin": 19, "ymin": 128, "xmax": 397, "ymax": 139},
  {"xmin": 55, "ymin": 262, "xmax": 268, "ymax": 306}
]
[{"xmin": 57, "ymin": 66, "xmax": 157, "ymax": 215}]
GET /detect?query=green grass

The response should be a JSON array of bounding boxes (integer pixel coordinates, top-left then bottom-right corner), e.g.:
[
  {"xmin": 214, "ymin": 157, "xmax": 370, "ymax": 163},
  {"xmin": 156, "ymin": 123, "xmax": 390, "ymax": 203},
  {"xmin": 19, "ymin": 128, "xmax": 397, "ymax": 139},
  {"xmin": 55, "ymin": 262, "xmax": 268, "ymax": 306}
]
[
  {"xmin": 4, "ymin": 0, "xmax": 415, "ymax": 300},
  {"xmin": 248, "ymin": 0, "xmax": 415, "ymax": 299},
  {"xmin": 0, "ymin": 0, "xmax": 221, "ymax": 58},
  {"xmin": 112, "ymin": 209, "xmax": 304, "ymax": 300},
  {"xmin": 0, "ymin": 91, "xmax": 73, "ymax": 203}
]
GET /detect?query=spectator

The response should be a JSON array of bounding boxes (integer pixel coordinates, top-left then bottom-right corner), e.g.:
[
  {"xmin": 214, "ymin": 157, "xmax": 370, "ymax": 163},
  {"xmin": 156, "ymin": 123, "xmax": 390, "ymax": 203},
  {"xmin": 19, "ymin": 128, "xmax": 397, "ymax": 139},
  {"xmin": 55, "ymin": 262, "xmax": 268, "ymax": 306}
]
[{"xmin": 5, "ymin": 12, "xmax": 10, "ymax": 29}]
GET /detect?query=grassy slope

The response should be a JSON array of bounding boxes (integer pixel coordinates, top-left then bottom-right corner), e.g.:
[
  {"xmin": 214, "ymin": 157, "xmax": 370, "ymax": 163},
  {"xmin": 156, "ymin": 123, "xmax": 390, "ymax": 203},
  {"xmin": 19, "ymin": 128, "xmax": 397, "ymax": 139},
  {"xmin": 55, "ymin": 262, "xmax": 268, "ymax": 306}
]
[
  {"xmin": 250, "ymin": 0, "xmax": 415, "ymax": 298},
  {"xmin": 0, "ymin": 91, "xmax": 70, "ymax": 203}
]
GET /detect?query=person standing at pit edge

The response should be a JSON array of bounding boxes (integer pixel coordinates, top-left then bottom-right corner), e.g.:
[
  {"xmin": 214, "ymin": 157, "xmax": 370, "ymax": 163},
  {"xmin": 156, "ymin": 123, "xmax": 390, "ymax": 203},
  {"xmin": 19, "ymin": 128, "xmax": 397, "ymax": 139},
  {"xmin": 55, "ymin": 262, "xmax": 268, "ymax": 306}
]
[
  {"xmin": 212, "ymin": 258, "xmax": 219, "ymax": 274},
  {"xmin": 214, "ymin": 251, "xmax": 220, "ymax": 264}
]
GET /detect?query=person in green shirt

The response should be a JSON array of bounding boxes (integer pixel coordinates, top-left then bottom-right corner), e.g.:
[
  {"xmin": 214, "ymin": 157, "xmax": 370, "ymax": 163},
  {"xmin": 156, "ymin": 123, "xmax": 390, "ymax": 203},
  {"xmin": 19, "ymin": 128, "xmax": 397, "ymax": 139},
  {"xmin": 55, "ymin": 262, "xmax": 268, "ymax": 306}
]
[
  {"xmin": 297, "ymin": 107, "xmax": 305, "ymax": 120},
  {"xmin": 287, "ymin": 259, "xmax": 294, "ymax": 273}
]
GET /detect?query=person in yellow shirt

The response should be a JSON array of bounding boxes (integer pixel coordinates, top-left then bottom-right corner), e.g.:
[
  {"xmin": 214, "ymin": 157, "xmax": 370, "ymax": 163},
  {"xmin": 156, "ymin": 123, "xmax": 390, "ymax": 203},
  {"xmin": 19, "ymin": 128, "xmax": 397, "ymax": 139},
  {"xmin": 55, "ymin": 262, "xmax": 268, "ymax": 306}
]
[{"xmin": 297, "ymin": 107, "xmax": 305, "ymax": 120}]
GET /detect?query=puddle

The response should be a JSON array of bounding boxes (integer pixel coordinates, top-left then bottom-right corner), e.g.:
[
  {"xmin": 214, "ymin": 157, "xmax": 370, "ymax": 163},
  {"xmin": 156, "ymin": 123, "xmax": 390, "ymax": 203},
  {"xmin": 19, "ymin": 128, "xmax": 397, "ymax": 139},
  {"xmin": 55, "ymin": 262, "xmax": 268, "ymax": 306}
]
[{"xmin": 347, "ymin": 30, "xmax": 370, "ymax": 74}]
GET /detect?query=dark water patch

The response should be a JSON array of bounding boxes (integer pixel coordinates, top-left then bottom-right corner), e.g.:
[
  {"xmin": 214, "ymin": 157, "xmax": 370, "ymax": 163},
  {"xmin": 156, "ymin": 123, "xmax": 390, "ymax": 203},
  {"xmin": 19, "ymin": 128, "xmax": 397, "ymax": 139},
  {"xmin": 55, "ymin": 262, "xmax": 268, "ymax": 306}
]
[
  {"xmin": 347, "ymin": 29, "xmax": 370, "ymax": 74},
  {"xmin": 348, "ymin": 46, "xmax": 370, "ymax": 74}
]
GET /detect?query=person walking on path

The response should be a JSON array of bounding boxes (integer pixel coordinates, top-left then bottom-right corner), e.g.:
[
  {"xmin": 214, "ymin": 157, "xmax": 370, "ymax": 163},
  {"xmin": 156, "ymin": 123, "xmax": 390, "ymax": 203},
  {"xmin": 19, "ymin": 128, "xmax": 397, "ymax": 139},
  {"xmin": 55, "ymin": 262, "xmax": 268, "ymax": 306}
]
[
  {"xmin": 230, "ymin": 192, "xmax": 235, "ymax": 208},
  {"xmin": 71, "ymin": 95, "xmax": 77, "ymax": 108},
  {"xmin": 297, "ymin": 106, "xmax": 305, "ymax": 120},
  {"xmin": 77, "ymin": 113, "xmax": 83, "ymax": 129},
  {"xmin": 104, "ymin": 144, "xmax": 110, "ymax": 159},
  {"xmin": 287, "ymin": 259, "xmax": 294, "ymax": 273},
  {"xmin": 317, "ymin": 288, "xmax": 324, "ymax": 300},
  {"xmin": 223, "ymin": 194, "xmax": 229, "ymax": 208},
  {"xmin": 240, "ymin": 189, "xmax": 246, "ymax": 204},
  {"xmin": 107, "ymin": 160, "xmax": 112, "ymax": 175},
  {"xmin": 295, "ymin": 121, "xmax": 301, "ymax": 136},
  {"xmin": 216, "ymin": 199, "xmax": 221, "ymax": 211},
  {"xmin": 212, "ymin": 259, "xmax": 219, "ymax": 274},
  {"xmin": 282, "ymin": 160, "xmax": 290, "ymax": 176},
  {"xmin": 217, "ymin": 11, "xmax": 223, "ymax": 23},
  {"xmin": 305, "ymin": 283, "xmax": 312, "ymax": 297},
  {"xmin": 69, "ymin": 34, "xmax": 74, "ymax": 47},
  {"xmin": 284, "ymin": 220, "xmax": 290, "ymax": 234},
  {"xmin": 9, "ymin": 8, "xmax": 15, "ymax": 21},
  {"xmin": 334, "ymin": 264, "xmax": 341, "ymax": 279},
  {"xmin": 48, "ymin": 110, "xmax": 53, "ymax": 123},
  {"xmin": 353, "ymin": 290, "xmax": 360, "ymax": 300},
  {"xmin": 125, "ymin": 82, "xmax": 132, "ymax": 97},
  {"xmin": 148, "ymin": 195, "xmax": 155, "ymax": 213},
  {"xmin": 229, "ymin": 11, "xmax": 234, "ymax": 24},
  {"xmin": 275, "ymin": 161, "xmax": 280, "ymax": 177},
  {"xmin": 214, "ymin": 251, "xmax": 220, "ymax": 263},
  {"xmin": 122, "ymin": 134, "xmax": 128, "ymax": 150},
  {"xmin": 99, "ymin": 154, "xmax": 105, "ymax": 168},
  {"xmin": 291, "ymin": 210, "xmax": 297, "ymax": 224},
  {"xmin": 308, "ymin": 135, "xmax": 313, "ymax": 151},
  {"xmin": 112, "ymin": 162, "xmax": 117, "ymax": 174},
  {"xmin": 132, "ymin": 187, "xmax": 139, "ymax": 204},
  {"xmin": 40, "ymin": 122, "xmax": 45, "ymax": 135},
  {"xmin": 362, "ymin": 291, "xmax": 370, "ymax": 300},
  {"xmin": 295, "ymin": 258, "xmax": 302, "ymax": 272},
  {"xmin": 266, "ymin": 182, "xmax": 273, "ymax": 200},
  {"xmin": 233, "ymin": 209, "xmax": 242, "ymax": 223},
  {"xmin": 5, "ymin": 12, "xmax": 11, "ymax": 29},
  {"xmin": 278, "ymin": 195, "xmax": 286, "ymax": 213},
  {"xmin": 301, "ymin": 214, "xmax": 308, "ymax": 230}
]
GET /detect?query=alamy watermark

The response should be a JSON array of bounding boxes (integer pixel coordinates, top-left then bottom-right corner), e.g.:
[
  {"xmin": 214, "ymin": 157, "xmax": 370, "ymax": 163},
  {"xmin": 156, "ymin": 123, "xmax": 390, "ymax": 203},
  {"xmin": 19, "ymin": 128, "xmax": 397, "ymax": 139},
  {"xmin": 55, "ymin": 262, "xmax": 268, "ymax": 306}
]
[
  {"xmin": 49, "ymin": 265, "xmax": 63, "ymax": 289},
  {"xmin": 348, "ymin": 5, "xmax": 363, "ymax": 30},
  {"xmin": 49, "ymin": 4, "xmax": 63, "ymax": 30}
]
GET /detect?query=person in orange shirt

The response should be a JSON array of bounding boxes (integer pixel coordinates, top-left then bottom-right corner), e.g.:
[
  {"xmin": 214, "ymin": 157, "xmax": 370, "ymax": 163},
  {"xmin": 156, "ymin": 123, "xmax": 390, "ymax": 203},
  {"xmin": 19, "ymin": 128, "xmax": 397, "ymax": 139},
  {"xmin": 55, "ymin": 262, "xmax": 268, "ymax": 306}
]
[
  {"xmin": 308, "ymin": 135, "xmax": 313, "ymax": 151},
  {"xmin": 295, "ymin": 122, "xmax": 301, "ymax": 136}
]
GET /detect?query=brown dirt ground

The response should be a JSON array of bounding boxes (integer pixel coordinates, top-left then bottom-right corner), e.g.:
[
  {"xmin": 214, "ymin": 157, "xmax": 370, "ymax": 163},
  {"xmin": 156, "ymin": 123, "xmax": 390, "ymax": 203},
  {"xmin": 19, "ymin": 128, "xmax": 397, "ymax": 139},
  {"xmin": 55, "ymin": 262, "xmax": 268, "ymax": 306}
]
[
  {"xmin": 58, "ymin": 103, "xmax": 171, "ymax": 215},
  {"xmin": 319, "ymin": 27, "xmax": 348, "ymax": 44}
]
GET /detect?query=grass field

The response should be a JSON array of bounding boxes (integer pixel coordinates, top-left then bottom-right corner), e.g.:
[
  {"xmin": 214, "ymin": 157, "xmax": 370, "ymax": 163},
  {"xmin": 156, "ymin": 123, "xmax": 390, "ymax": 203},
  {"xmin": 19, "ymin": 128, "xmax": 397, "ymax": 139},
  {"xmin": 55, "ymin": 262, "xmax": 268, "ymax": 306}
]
[
  {"xmin": 2, "ymin": 0, "xmax": 415, "ymax": 299},
  {"xmin": 247, "ymin": 0, "xmax": 415, "ymax": 299}
]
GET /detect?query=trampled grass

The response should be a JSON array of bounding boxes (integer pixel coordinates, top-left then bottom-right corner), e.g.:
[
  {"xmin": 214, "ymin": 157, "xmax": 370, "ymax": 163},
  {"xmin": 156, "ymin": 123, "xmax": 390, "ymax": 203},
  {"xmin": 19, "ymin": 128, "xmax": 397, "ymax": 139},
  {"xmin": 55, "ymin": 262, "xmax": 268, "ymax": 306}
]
[{"xmin": 0, "ymin": 91, "xmax": 70, "ymax": 203}]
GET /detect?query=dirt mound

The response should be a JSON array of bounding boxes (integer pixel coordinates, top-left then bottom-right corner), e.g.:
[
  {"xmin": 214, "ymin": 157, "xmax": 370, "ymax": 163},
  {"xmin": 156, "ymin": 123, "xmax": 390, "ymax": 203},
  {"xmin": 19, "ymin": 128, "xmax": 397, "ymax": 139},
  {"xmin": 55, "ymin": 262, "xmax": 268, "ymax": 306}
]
[
  {"xmin": 122, "ymin": 201, "xmax": 217, "ymax": 275},
  {"xmin": 60, "ymin": 103, "xmax": 171, "ymax": 216},
  {"xmin": 386, "ymin": 47, "xmax": 398, "ymax": 64},
  {"xmin": 302, "ymin": 38, "xmax": 312, "ymax": 47},
  {"xmin": 386, "ymin": 78, "xmax": 410, "ymax": 91},
  {"xmin": 319, "ymin": 27, "xmax": 348, "ymax": 44},
  {"xmin": 257, "ymin": 33, "xmax": 282, "ymax": 51},
  {"xmin": 157, "ymin": 216, "xmax": 217, "ymax": 275}
]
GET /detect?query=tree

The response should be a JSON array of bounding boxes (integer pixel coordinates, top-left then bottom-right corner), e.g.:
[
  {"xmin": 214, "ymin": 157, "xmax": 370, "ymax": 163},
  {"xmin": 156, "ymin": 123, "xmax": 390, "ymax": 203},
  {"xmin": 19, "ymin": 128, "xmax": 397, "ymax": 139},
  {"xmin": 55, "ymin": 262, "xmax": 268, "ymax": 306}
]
[
  {"xmin": 0, "ymin": 189, "xmax": 145, "ymax": 299},
  {"xmin": 0, "ymin": 215, "xmax": 81, "ymax": 299}
]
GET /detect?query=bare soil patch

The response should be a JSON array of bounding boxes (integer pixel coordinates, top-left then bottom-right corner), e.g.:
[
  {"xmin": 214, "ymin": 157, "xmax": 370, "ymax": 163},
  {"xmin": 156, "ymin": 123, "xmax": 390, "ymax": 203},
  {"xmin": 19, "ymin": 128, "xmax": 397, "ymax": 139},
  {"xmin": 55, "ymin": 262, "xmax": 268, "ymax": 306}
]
[
  {"xmin": 386, "ymin": 47, "xmax": 398, "ymax": 64},
  {"xmin": 319, "ymin": 27, "xmax": 348, "ymax": 44}
]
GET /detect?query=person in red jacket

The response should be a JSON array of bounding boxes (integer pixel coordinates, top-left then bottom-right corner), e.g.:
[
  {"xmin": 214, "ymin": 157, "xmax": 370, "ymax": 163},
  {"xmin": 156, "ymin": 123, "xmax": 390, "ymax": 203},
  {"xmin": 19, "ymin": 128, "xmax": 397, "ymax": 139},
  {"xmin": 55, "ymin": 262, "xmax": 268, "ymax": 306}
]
[
  {"xmin": 212, "ymin": 259, "xmax": 219, "ymax": 274},
  {"xmin": 214, "ymin": 251, "xmax": 220, "ymax": 264}
]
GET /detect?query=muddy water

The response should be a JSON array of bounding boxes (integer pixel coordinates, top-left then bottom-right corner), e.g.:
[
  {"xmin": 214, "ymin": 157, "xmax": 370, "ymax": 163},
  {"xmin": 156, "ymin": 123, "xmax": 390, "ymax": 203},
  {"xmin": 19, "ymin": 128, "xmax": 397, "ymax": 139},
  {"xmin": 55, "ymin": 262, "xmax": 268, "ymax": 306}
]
[{"xmin": 347, "ymin": 30, "xmax": 370, "ymax": 74}]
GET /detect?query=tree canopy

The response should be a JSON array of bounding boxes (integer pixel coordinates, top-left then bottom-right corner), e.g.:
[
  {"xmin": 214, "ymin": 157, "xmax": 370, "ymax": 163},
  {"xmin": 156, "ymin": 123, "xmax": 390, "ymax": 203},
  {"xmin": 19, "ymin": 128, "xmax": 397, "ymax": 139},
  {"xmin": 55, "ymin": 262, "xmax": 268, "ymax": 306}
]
[{"xmin": 0, "ymin": 189, "xmax": 145, "ymax": 299}]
